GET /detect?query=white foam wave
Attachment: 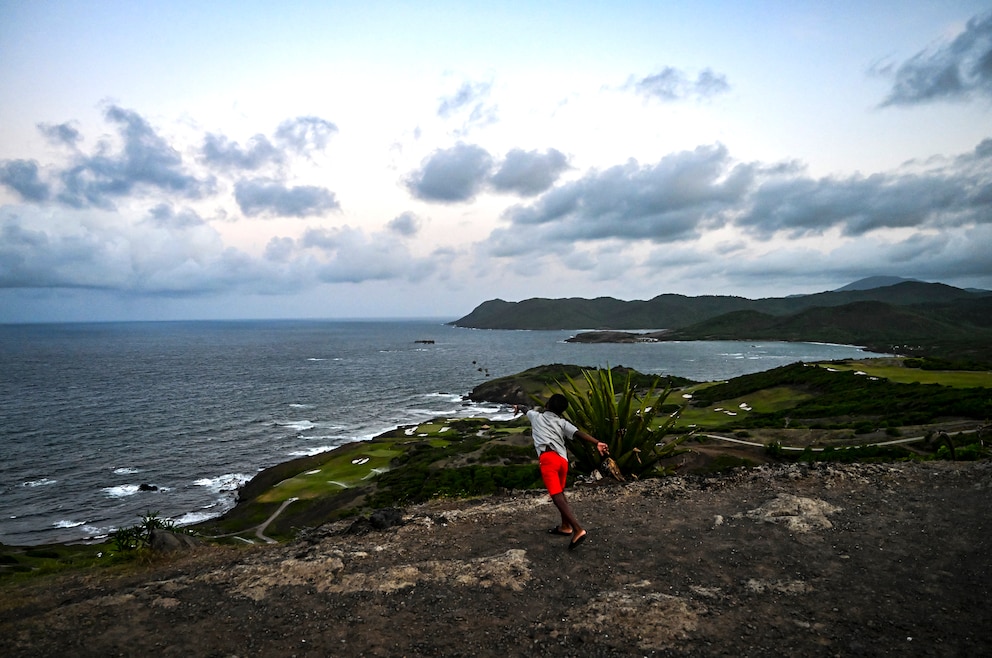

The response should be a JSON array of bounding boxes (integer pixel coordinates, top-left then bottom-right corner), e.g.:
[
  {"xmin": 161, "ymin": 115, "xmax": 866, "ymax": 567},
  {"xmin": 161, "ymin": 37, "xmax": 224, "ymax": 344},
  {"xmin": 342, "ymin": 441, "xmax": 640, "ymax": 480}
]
[
  {"xmin": 173, "ymin": 510, "xmax": 219, "ymax": 526},
  {"xmin": 103, "ymin": 484, "xmax": 140, "ymax": 498},
  {"xmin": 279, "ymin": 420, "xmax": 316, "ymax": 431},
  {"xmin": 287, "ymin": 446, "xmax": 335, "ymax": 457},
  {"xmin": 80, "ymin": 524, "xmax": 113, "ymax": 539},
  {"xmin": 22, "ymin": 478, "xmax": 57, "ymax": 487},
  {"xmin": 422, "ymin": 392, "xmax": 463, "ymax": 400},
  {"xmin": 193, "ymin": 473, "xmax": 250, "ymax": 493},
  {"xmin": 113, "ymin": 467, "xmax": 141, "ymax": 475},
  {"xmin": 53, "ymin": 519, "xmax": 86, "ymax": 529},
  {"xmin": 299, "ymin": 433, "xmax": 351, "ymax": 441}
]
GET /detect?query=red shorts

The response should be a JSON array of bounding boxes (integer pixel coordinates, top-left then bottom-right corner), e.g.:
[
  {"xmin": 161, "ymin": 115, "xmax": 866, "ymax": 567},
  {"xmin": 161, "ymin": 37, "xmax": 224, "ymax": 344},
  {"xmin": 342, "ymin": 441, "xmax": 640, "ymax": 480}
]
[{"xmin": 539, "ymin": 450, "xmax": 568, "ymax": 496}]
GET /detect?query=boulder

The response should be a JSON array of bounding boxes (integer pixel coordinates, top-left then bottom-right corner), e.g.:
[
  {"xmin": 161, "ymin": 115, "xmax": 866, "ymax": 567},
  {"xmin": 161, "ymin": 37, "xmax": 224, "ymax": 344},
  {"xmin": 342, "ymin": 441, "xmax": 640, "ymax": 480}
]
[
  {"xmin": 370, "ymin": 507, "xmax": 405, "ymax": 530},
  {"xmin": 149, "ymin": 528, "xmax": 201, "ymax": 553}
]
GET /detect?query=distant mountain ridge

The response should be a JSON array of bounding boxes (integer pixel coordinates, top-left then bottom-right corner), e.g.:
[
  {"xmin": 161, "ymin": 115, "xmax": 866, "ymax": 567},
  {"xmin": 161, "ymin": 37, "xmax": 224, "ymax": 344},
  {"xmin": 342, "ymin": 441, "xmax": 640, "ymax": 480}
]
[
  {"xmin": 451, "ymin": 280, "xmax": 989, "ymax": 331},
  {"xmin": 833, "ymin": 276, "xmax": 920, "ymax": 291},
  {"xmin": 451, "ymin": 280, "xmax": 992, "ymax": 367}
]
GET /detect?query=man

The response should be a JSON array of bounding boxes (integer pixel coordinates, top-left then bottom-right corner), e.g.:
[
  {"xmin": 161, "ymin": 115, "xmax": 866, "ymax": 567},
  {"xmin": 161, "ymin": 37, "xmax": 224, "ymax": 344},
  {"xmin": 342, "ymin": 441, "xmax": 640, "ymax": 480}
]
[{"xmin": 516, "ymin": 394, "xmax": 608, "ymax": 550}]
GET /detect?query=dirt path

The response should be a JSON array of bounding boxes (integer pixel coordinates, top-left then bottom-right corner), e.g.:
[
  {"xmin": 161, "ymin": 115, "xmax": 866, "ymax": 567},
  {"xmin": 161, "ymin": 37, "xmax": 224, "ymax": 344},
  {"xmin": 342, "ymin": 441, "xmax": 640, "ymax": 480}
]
[{"xmin": 2, "ymin": 460, "xmax": 990, "ymax": 656}]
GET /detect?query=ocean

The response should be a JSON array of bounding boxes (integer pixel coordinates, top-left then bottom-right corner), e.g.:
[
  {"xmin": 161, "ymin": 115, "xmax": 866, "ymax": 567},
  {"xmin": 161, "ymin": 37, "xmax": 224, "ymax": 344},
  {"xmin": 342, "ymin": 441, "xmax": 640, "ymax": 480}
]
[{"xmin": 0, "ymin": 319, "xmax": 888, "ymax": 546}]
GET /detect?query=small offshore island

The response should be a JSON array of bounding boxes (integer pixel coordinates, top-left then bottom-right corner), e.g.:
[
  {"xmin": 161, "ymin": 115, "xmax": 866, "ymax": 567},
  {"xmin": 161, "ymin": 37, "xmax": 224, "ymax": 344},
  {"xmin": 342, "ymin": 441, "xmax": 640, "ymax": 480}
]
[{"xmin": 3, "ymin": 277, "xmax": 991, "ymax": 656}]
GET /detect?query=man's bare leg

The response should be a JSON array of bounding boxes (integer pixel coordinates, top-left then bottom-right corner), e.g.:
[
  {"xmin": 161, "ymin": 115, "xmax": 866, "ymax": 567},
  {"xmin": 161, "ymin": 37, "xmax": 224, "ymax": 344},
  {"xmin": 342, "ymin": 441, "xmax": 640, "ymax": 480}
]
[{"xmin": 551, "ymin": 492, "xmax": 585, "ymax": 541}]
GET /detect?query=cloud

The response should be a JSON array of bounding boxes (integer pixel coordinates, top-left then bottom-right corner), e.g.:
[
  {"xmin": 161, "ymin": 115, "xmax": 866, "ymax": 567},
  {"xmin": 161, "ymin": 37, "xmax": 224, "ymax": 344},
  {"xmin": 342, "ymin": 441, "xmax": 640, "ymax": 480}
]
[
  {"xmin": 55, "ymin": 105, "xmax": 214, "ymax": 209},
  {"xmin": 298, "ymin": 226, "xmax": 436, "ymax": 283},
  {"xmin": 0, "ymin": 160, "xmax": 51, "ymax": 202},
  {"xmin": 234, "ymin": 178, "xmax": 340, "ymax": 218},
  {"xmin": 490, "ymin": 148, "xmax": 570, "ymax": 197},
  {"xmin": 737, "ymin": 146, "xmax": 992, "ymax": 237},
  {"xmin": 0, "ymin": 204, "xmax": 256, "ymax": 294},
  {"xmin": 437, "ymin": 80, "xmax": 499, "ymax": 134},
  {"xmin": 438, "ymin": 80, "xmax": 491, "ymax": 117},
  {"xmin": 201, "ymin": 115, "xmax": 337, "ymax": 172},
  {"xmin": 201, "ymin": 133, "xmax": 283, "ymax": 171},
  {"xmin": 878, "ymin": 10, "xmax": 992, "ymax": 106},
  {"xmin": 263, "ymin": 236, "xmax": 296, "ymax": 263},
  {"xmin": 387, "ymin": 211, "xmax": 422, "ymax": 237},
  {"xmin": 492, "ymin": 144, "xmax": 753, "ymax": 255},
  {"xmin": 630, "ymin": 67, "xmax": 730, "ymax": 102},
  {"xmin": 273, "ymin": 116, "xmax": 338, "ymax": 154},
  {"xmin": 145, "ymin": 203, "xmax": 206, "ymax": 229},
  {"xmin": 37, "ymin": 122, "xmax": 82, "ymax": 148},
  {"xmin": 483, "ymin": 137, "xmax": 992, "ymax": 280},
  {"xmin": 406, "ymin": 142, "xmax": 494, "ymax": 202},
  {"xmin": 406, "ymin": 145, "xmax": 571, "ymax": 203}
]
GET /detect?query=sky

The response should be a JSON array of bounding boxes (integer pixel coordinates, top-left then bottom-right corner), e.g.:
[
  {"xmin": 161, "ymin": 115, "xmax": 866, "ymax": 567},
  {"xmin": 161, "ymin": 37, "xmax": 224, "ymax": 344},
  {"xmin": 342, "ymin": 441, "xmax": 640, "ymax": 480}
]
[{"xmin": 1, "ymin": 1, "xmax": 991, "ymax": 323}]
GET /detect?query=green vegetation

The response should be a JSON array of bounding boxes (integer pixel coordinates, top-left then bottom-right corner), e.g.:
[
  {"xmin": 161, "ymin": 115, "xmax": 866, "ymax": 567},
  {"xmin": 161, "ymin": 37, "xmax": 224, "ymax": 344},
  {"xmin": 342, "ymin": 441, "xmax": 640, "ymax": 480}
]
[
  {"xmin": 112, "ymin": 511, "xmax": 184, "ymax": 551},
  {"xmin": 825, "ymin": 360, "xmax": 992, "ymax": 388},
  {"xmin": 554, "ymin": 367, "xmax": 689, "ymax": 478},
  {"xmin": 4, "ymin": 358, "xmax": 988, "ymax": 580},
  {"xmin": 469, "ymin": 363, "xmax": 692, "ymax": 406},
  {"xmin": 688, "ymin": 362, "xmax": 992, "ymax": 429}
]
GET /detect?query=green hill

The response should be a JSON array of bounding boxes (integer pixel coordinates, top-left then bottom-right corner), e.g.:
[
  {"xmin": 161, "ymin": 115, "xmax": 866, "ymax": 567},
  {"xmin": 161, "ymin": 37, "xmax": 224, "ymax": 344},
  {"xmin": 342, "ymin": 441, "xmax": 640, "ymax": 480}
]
[
  {"xmin": 452, "ymin": 281, "xmax": 988, "ymax": 330},
  {"xmin": 452, "ymin": 282, "xmax": 992, "ymax": 367}
]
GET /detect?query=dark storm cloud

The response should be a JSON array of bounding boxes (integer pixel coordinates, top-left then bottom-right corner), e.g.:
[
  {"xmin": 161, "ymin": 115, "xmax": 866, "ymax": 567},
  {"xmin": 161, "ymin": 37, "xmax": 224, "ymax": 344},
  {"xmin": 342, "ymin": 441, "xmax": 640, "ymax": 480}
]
[
  {"xmin": 0, "ymin": 160, "xmax": 51, "ymax": 202},
  {"xmin": 273, "ymin": 116, "xmax": 338, "ymax": 154},
  {"xmin": 56, "ymin": 105, "xmax": 213, "ymax": 209},
  {"xmin": 487, "ymin": 139, "xmax": 991, "ymax": 258},
  {"xmin": 632, "ymin": 67, "xmax": 730, "ymax": 102},
  {"xmin": 37, "ymin": 121, "xmax": 82, "ymax": 147},
  {"xmin": 201, "ymin": 133, "xmax": 283, "ymax": 171},
  {"xmin": 737, "ymin": 145, "xmax": 992, "ymax": 237},
  {"xmin": 406, "ymin": 143, "xmax": 494, "ymax": 202},
  {"xmin": 879, "ymin": 11, "xmax": 992, "ymax": 106},
  {"xmin": 490, "ymin": 148, "xmax": 569, "ymax": 197},
  {"xmin": 387, "ymin": 211, "xmax": 422, "ymax": 237},
  {"xmin": 499, "ymin": 144, "xmax": 752, "ymax": 245},
  {"xmin": 234, "ymin": 178, "xmax": 340, "ymax": 218}
]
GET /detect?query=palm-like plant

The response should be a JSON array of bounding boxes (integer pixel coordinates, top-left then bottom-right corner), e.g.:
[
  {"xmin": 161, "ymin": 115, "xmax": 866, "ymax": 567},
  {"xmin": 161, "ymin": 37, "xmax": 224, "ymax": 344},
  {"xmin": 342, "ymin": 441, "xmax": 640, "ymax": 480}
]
[{"xmin": 554, "ymin": 368, "xmax": 688, "ymax": 479}]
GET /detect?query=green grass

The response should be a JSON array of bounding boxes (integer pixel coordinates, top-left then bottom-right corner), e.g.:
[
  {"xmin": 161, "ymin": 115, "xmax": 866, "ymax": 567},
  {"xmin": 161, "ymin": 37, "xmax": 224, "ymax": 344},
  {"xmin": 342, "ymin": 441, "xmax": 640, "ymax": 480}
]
[
  {"xmin": 672, "ymin": 384, "xmax": 815, "ymax": 430},
  {"xmin": 820, "ymin": 360, "xmax": 992, "ymax": 388}
]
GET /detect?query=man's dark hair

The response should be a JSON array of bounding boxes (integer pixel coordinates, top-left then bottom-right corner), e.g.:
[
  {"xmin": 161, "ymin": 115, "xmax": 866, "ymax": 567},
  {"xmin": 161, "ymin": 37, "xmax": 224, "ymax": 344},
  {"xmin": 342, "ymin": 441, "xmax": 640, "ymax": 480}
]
[{"xmin": 546, "ymin": 393, "xmax": 569, "ymax": 415}]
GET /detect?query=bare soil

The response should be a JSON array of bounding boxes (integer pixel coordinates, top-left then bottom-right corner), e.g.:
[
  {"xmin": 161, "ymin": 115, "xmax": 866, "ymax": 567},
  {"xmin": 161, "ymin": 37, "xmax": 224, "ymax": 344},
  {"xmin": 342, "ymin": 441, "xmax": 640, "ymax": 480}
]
[{"xmin": 2, "ymin": 460, "xmax": 991, "ymax": 657}]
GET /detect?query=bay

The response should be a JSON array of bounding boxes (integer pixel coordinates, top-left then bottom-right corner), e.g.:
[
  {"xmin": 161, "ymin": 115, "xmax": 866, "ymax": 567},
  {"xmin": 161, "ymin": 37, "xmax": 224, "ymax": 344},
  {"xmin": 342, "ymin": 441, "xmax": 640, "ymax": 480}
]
[{"xmin": 0, "ymin": 319, "xmax": 888, "ymax": 545}]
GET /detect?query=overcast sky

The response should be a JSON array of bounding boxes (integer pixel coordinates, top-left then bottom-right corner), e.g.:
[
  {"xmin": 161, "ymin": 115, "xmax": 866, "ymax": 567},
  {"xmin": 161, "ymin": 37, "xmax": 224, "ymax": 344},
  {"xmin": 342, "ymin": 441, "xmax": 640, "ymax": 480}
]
[{"xmin": 1, "ymin": 1, "xmax": 991, "ymax": 322}]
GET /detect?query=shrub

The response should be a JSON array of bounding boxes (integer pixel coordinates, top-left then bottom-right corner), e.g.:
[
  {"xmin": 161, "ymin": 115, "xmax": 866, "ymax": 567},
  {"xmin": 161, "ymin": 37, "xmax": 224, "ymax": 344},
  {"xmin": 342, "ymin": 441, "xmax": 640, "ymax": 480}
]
[
  {"xmin": 553, "ymin": 367, "xmax": 688, "ymax": 478},
  {"xmin": 112, "ymin": 511, "xmax": 180, "ymax": 551}
]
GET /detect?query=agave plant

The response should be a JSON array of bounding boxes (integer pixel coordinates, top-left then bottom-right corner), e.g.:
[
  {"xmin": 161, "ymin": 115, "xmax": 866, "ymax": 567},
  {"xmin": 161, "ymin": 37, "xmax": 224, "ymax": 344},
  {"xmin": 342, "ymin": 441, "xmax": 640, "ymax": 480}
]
[{"xmin": 554, "ymin": 367, "xmax": 688, "ymax": 479}]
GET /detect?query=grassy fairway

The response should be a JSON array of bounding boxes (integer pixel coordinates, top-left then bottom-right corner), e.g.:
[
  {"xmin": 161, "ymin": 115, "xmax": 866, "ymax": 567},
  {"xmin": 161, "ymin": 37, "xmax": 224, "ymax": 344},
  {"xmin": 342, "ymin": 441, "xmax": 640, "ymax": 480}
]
[
  {"xmin": 675, "ymin": 385, "xmax": 815, "ymax": 429},
  {"xmin": 821, "ymin": 359, "xmax": 992, "ymax": 388},
  {"xmin": 253, "ymin": 420, "xmax": 464, "ymax": 504}
]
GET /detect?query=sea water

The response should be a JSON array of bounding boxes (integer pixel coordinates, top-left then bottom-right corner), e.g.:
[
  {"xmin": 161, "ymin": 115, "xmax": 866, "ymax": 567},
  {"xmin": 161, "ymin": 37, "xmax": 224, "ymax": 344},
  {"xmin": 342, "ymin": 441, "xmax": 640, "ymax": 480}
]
[{"xmin": 0, "ymin": 319, "xmax": 888, "ymax": 545}]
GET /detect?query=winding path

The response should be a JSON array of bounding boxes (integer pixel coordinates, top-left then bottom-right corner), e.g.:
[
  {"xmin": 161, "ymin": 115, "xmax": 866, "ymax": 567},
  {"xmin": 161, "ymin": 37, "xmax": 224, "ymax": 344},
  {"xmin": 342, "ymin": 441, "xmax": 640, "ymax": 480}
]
[
  {"xmin": 254, "ymin": 497, "xmax": 299, "ymax": 544},
  {"xmin": 203, "ymin": 496, "xmax": 299, "ymax": 544},
  {"xmin": 700, "ymin": 428, "xmax": 980, "ymax": 452}
]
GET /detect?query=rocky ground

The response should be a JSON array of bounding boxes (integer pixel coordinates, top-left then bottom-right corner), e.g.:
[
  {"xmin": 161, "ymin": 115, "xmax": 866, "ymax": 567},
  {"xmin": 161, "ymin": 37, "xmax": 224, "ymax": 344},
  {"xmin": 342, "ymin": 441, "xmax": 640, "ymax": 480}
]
[{"xmin": 2, "ymin": 460, "xmax": 991, "ymax": 657}]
